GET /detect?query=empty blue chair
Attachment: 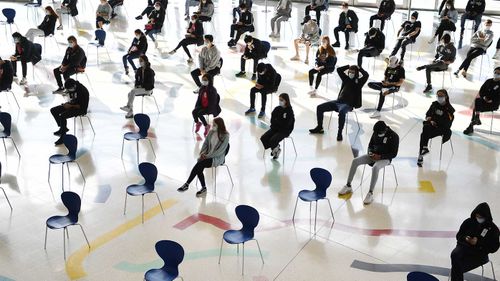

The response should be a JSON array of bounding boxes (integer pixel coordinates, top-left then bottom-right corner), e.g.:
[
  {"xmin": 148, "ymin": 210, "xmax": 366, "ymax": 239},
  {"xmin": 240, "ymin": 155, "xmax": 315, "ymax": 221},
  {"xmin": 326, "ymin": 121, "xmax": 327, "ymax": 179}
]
[
  {"xmin": 0, "ymin": 112, "xmax": 21, "ymax": 158},
  {"xmin": 144, "ymin": 240, "xmax": 185, "ymax": 281},
  {"xmin": 121, "ymin": 113, "xmax": 156, "ymax": 164},
  {"xmin": 218, "ymin": 205, "xmax": 264, "ymax": 275},
  {"xmin": 44, "ymin": 191, "xmax": 90, "ymax": 260},
  {"xmin": 0, "ymin": 162, "xmax": 13, "ymax": 211},
  {"xmin": 48, "ymin": 134, "xmax": 86, "ymax": 191},
  {"xmin": 292, "ymin": 168, "xmax": 335, "ymax": 233},
  {"xmin": 407, "ymin": 271, "xmax": 439, "ymax": 281},
  {"xmin": 2, "ymin": 8, "xmax": 15, "ymax": 24},
  {"xmin": 124, "ymin": 162, "xmax": 164, "ymax": 223},
  {"xmin": 87, "ymin": 29, "xmax": 111, "ymax": 65}
]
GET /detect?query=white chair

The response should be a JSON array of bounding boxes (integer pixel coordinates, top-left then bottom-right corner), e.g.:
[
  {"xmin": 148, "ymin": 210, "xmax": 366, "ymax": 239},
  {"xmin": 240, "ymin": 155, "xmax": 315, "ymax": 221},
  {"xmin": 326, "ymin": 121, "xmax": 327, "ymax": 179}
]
[
  {"xmin": 429, "ymin": 135, "xmax": 454, "ymax": 161},
  {"xmin": 360, "ymin": 162, "xmax": 398, "ymax": 194},
  {"xmin": 328, "ymin": 109, "xmax": 360, "ymax": 135},
  {"xmin": 72, "ymin": 114, "xmax": 96, "ymax": 135},
  {"xmin": 447, "ymin": 259, "xmax": 496, "ymax": 281}
]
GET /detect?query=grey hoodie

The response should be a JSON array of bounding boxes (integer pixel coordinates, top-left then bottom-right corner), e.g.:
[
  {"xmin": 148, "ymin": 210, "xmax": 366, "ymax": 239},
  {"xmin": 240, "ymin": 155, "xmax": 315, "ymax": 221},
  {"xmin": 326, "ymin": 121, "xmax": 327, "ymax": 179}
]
[
  {"xmin": 199, "ymin": 2, "xmax": 214, "ymax": 17},
  {"xmin": 470, "ymin": 29, "xmax": 494, "ymax": 50},
  {"xmin": 199, "ymin": 44, "xmax": 221, "ymax": 71},
  {"xmin": 275, "ymin": 0, "xmax": 292, "ymax": 17},
  {"xmin": 301, "ymin": 21, "xmax": 320, "ymax": 42}
]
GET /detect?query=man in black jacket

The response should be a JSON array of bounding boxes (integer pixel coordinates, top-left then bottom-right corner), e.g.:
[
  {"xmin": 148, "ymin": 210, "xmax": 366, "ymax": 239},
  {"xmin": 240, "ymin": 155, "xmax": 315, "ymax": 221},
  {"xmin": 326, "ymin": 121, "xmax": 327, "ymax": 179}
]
[
  {"xmin": 53, "ymin": 36, "xmax": 86, "ymax": 93},
  {"xmin": 245, "ymin": 63, "xmax": 278, "ymax": 118},
  {"xmin": 309, "ymin": 65, "xmax": 369, "ymax": 141},
  {"xmin": 10, "ymin": 32, "xmax": 41, "ymax": 85},
  {"xmin": 261, "ymin": 93, "xmax": 294, "ymax": 160},
  {"xmin": 450, "ymin": 202, "xmax": 499, "ymax": 281},
  {"xmin": 332, "ymin": 2, "xmax": 358, "ymax": 50},
  {"xmin": 51, "ymin": 78, "xmax": 89, "ymax": 145},
  {"xmin": 120, "ymin": 55, "xmax": 155, "ymax": 118},
  {"xmin": 369, "ymin": 0, "xmax": 395, "ymax": 31},
  {"xmin": 235, "ymin": 35, "xmax": 269, "ymax": 81},
  {"xmin": 389, "ymin": 11, "xmax": 421, "ymax": 62},
  {"xmin": 338, "ymin": 121, "xmax": 399, "ymax": 205},
  {"xmin": 357, "ymin": 27, "xmax": 385, "ymax": 67},
  {"xmin": 0, "ymin": 58, "xmax": 14, "ymax": 92},
  {"xmin": 228, "ymin": 4, "xmax": 254, "ymax": 47},
  {"xmin": 463, "ymin": 67, "xmax": 500, "ymax": 135},
  {"xmin": 458, "ymin": 0, "xmax": 485, "ymax": 49}
]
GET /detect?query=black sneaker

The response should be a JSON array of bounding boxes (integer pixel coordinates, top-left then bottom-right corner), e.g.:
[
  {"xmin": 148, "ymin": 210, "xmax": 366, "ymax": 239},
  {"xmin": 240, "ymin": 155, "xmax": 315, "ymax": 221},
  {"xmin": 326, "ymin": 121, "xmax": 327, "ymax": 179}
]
[
  {"xmin": 344, "ymin": 44, "xmax": 350, "ymax": 50},
  {"xmin": 235, "ymin": 71, "xmax": 246, "ymax": 77},
  {"xmin": 111, "ymin": 13, "xmax": 117, "ymax": 19},
  {"xmin": 251, "ymin": 73, "xmax": 257, "ymax": 81},
  {"xmin": 53, "ymin": 128, "xmax": 69, "ymax": 136},
  {"xmin": 177, "ymin": 183, "xmax": 189, "ymax": 192},
  {"xmin": 458, "ymin": 39, "xmax": 463, "ymax": 49},
  {"xmin": 54, "ymin": 137, "xmax": 64, "ymax": 146},
  {"xmin": 332, "ymin": 42, "xmax": 340, "ymax": 47},
  {"xmin": 53, "ymin": 87, "xmax": 65, "ymax": 94},
  {"xmin": 421, "ymin": 147, "xmax": 430, "ymax": 156},
  {"xmin": 471, "ymin": 118, "xmax": 482, "ymax": 126},
  {"xmin": 337, "ymin": 133, "xmax": 343, "ymax": 141},
  {"xmin": 417, "ymin": 155, "xmax": 423, "ymax": 167},
  {"xmin": 423, "ymin": 84, "xmax": 433, "ymax": 93},
  {"xmin": 416, "ymin": 66, "xmax": 425, "ymax": 71},
  {"xmin": 309, "ymin": 127, "xmax": 324, "ymax": 134},
  {"xmin": 463, "ymin": 126, "xmax": 474, "ymax": 135},
  {"xmin": 196, "ymin": 187, "xmax": 207, "ymax": 197},
  {"xmin": 135, "ymin": 15, "xmax": 143, "ymax": 20}
]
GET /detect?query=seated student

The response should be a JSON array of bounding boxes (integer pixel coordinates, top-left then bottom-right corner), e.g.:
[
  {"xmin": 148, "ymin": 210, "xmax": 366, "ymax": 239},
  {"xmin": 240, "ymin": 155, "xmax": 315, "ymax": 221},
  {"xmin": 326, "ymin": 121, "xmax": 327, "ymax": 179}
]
[
  {"xmin": 56, "ymin": 0, "xmax": 78, "ymax": 18},
  {"xmin": 389, "ymin": 11, "xmax": 421, "ymax": 62},
  {"xmin": 108, "ymin": 0, "xmax": 124, "ymax": 19},
  {"xmin": 463, "ymin": 67, "xmax": 500, "ymax": 135},
  {"xmin": 450, "ymin": 202, "xmax": 499, "ymax": 281},
  {"xmin": 235, "ymin": 35, "xmax": 269, "ymax": 81},
  {"xmin": 245, "ymin": 62, "xmax": 278, "ymax": 118},
  {"xmin": 308, "ymin": 36, "xmax": 337, "ymax": 96},
  {"xmin": 416, "ymin": 33, "xmax": 456, "ymax": 93},
  {"xmin": 357, "ymin": 27, "xmax": 385, "ymax": 67},
  {"xmin": 417, "ymin": 89, "xmax": 455, "ymax": 167},
  {"xmin": 494, "ymin": 38, "xmax": 500, "ymax": 60},
  {"xmin": 120, "ymin": 55, "xmax": 155, "ymax": 118},
  {"xmin": 10, "ymin": 32, "xmax": 41, "ymax": 86},
  {"xmin": 194, "ymin": 0, "xmax": 214, "ymax": 22},
  {"xmin": 0, "ymin": 58, "xmax": 14, "ymax": 92},
  {"xmin": 332, "ymin": 2, "xmax": 358, "ymax": 50},
  {"xmin": 261, "ymin": 93, "xmax": 295, "ymax": 160},
  {"xmin": 338, "ymin": 121, "xmax": 399, "ymax": 205},
  {"xmin": 193, "ymin": 74, "xmax": 221, "ymax": 136},
  {"xmin": 290, "ymin": 15, "xmax": 320, "ymax": 64},
  {"xmin": 95, "ymin": 0, "xmax": 112, "ymax": 29},
  {"xmin": 304, "ymin": 0, "xmax": 326, "ymax": 24},
  {"xmin": 53, "ymin": 36, "xmax": 86, "ymax": 93},
  {"xmin": 368, "ymin": 56, "xmax": 405, "ymax": 118},
  {"xmin": 145, "ymin": 2, "xmax": 166, "ymax": 42},
  {"xmin": 184, "ymin": 0, "xmax": 200, "ymax": 20},
  {"xmin": 177, "ymin": 117, "xmax": 229, "ymax": 197},
  {"xmin": 191, "ymin": 35, "xmax": 221, "ymax": 90},
  {"xmin": 136, "ymin": 0, "xmax": 167, "ymax": 20},
  {"xmin": 50, "ymin": 78, "xmax": 89, "ymax": 145},
  {"xmin": 168, "ymin": 14, "xmax": 204, "ymax": 63},
  {"xmin": 123, "ymin": 29, "xmax": 148, "ymax": 75},
  {"xmin": 309, "ymin": 65, "xmax": 369, "ymax": 141},
  {"xmin": 454, "ymin": 20, "xmax": 493, "ymax": 78},
  {"xmin": 227, "ymin": 4, "xmax": 254, "ymax": 47},
  {"xmin": 232, "ymin": 0, "xmax": 252, "ymax": 20},
  {"xmin": 429, "ymin": 0, "xmax": 458, "ymax": 43},
  {"xmin": 25, "ymin": 6, "xmax": 61, "ymax": 41},
  {"xmin": 458, "ymin": 0, "xmax": 485, "ymax": 49},
  {"xmin": 369, "ymin": 0, "xmax": 395, "ymax": 31},
  {"xmin": 269, "ymin": 0, "xmax": 292, "ymax": 38}
]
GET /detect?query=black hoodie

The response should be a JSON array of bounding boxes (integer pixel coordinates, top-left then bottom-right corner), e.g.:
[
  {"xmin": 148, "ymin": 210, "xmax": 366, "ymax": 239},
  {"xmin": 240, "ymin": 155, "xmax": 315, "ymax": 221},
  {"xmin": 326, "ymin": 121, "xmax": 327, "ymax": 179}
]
[
  {"xmin": 270, "ymin": 105, "xmax": 295, "ymax": 135},
  {"xmin": 456, "ymin": 203, "xmax": 500, "ymax": 256},
  {"xmin": 368, "ymin": 127, "xmax": 399, "ymax": 160}
]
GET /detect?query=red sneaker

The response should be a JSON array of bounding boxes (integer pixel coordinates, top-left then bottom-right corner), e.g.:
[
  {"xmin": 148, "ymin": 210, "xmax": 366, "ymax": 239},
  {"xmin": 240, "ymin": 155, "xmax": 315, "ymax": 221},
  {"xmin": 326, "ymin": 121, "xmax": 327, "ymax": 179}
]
[
  {"xmin": 204, "ymin": 124, "xmax": 211, "ymax": 136},
  {"xmin": 194, "ymin": 122, "xmax": 202, "ymax": 133}
]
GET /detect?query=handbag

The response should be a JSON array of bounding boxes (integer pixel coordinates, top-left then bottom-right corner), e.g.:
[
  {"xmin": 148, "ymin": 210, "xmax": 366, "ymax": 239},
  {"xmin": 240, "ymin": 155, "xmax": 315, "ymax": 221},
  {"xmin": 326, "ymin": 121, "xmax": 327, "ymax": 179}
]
[{"xmin": 145, "ymin": 24, "xmax": 153, "ymax": 31}]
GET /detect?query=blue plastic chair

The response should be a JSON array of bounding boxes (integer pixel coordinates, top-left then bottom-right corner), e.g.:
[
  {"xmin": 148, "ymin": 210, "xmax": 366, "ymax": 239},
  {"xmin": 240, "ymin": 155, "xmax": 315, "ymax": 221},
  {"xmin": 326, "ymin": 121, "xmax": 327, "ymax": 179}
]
[
  {"xmin": 292, "ymin": 168, "xmax": 335, "ymax": 233},
  {"xmin": 144, "ymin": 240, "xmax": 185, "ymax": 281},
  {"xmin": 0, "ymin": 162, "xmax": 13, "ymax": 211},
  {"xmin": 124, "ymin": 162, "xmax": 164, "ymax": 223},
  {"xmin": 87, "ymin": 29, "xmax": 111, "ymax": 66},
  {"xmin": 0, "ymin": 112, "xmax": 21, "ymax": 158},
  {"xmin": 25, "ymin": 0, "xmax": 42, "ymax": 23},
  {"xmin": 44, "ymin": 191, "xmax": 90, "ymax": 260},
  {"xmin": 48, "ymin": 134, "xmax": 86, "ymax": 191},
  {"xmin": 2, "ymin": 8, "xmax": 16, "ymax": 24},
  {"xmin": 407, "ymin": 271, "xmax": 439, "ymax": 281},
  {"xmin": 121, "ymin": 113, "xmax": 156, "ymax": 164},
  {"xmin": 218, "ymin": 205, "xmax": 264, "ymax": 275}
]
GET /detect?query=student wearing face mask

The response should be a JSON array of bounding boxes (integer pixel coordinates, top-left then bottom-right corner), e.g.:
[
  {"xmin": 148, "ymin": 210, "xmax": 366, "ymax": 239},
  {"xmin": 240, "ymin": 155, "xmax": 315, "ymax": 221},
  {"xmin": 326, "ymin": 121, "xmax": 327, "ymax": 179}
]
[
  {"xmin": 309, "ymin": 65, "xmax": 369, "ymax": 141},
  {"xmin": 191, "ymin": 35, "xmax": 221, "ymax": 91},
  {"xmin": 429, "ymin": 0, "xmax": 458, "ymax": 43},
  {"xmin": 368, "ymin": 56, "xmax": 405, "ymax": 118},
  {"xmin": 338, "ymin": 121, "xmax": 399, "ymax": 205},
  {"xmin": 9, "ymin": 32, "xmax": 41, "ymax": 86},
  {"xmin": 232, "ymin": 0, "xmax": 252, "ymax": 21},
  {"xmin": 145, "ymin": 2, "xmax": 166, "ymax": 43},
  {"xmin": 53, "ymin": 36, "xmax": 86, "ymax": 94},
  {"xmin": 417, "ymin": 34, "xmax": 456, "ymax": 93},
  {"xmin": 120, "ymin": 55, "xmax": 155, "ymax": 118},
  {"xmin": 417, "ymin": 89, "xmax": 455, "ymax": 167},
  {"xmin": 56, "ymin": 0, "xmax": 78, "ymax": 18},
  {"xmin": 235, "ymin": 35, "xmax": 270, "ymax": 81},
  {"xmin": 304, "ymin": 0, "xmax": 326, "ymax": 24},
  {"xmin": 193, "ymin": 74, "xmax": 221, "ymax": 136},
  {"xmin": 269, "ymin": 0, "xmax": 292, "ymax": 38},
  {"xmin": 450, "ymin": 202, "xmax": 499, "ymax": 281},
  {"xmin": 136, "ymin": 0, "xmax": 168, "ymax": 20},
  {"xmin": 227, "ymin": 4, "xmax": 254, "ymax": 47},
  {"xmin": 95, "ymin": 0, "xmax": 112, "ymax": 29},
  {"xmin": 245, "ymin": 63, "xmax": 278, "ymax": 118},
  {"xmin": 50, "ymin": 79, "xmax": 89, "ymax": 145},
  {"xmin": 290, "ymin": 16, "xmax": 320, "ymax": 65},
  {"xmin": 454, "ymin": 20, "xmax": 493, "ymax": 78},
  {"xmin": 178, "ymin": 117, "xmax": 230, "ymax": 197},
  {"xmin": 194, "ymin": 0, "xmax": 214, "ymax": 22},
  {"xmin": 168, "ymin": 15, "xmax": 204, "ymax": 64},
  {"xmin": 261, "ymin": 93, "xmax": 295, "ymax": 160},
  {"xmin": 332, "ymin": 2, "xmax": 358, "ymax": 50},
  {"xmin": 0, "ymin": 58, "xmax": 14, "ymax": 93},
  {"xmin": 463, "ymin": 67, "xmax": 500, "ymax": 135},
  {"xmin": 357, "ymin": 27, "xmax": 385, "ymax": 67},
  {"xmin": 25, "ymin": 6, "xmax": 62, "ymax": 41},
  {"xmin": 389, "ymin": 11, "xmax": 421, "ymax": 62},
  {"xmin": 369, "ymin": 0, "xmax": 395, "ymax": 32},
  {"xmin": 308, "ymin": 36, "xmax": 337, "ymax": 96},
  {"xmin": 458, "ymin": 0, "xmax": 485, "ymax": 49},
  {"xmin": 123, "ymin": 30, "xmax": 148, "ymax": 75}
]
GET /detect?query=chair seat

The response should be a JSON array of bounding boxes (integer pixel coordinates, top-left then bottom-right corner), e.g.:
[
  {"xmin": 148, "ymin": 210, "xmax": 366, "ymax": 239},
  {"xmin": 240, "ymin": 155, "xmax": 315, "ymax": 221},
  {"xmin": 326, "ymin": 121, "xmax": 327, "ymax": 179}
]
[
  {"xmin": 144, "ymin": 269, "xmax": 177, "ymax": 281},
  {"xmin": 223, "ymin": 230, "xmax": 252, "ymax": 244},
  {"xmin": 124, "ymin": 132, "xmax": 145, "ymax": 141},
  {"xmin": 49, "ymin": 154, "xmax": 75, "ymax": 164},
  {"xmin": 46, "ymin": 215, "xmax": 77, "ymax": 229},
  {"xmin": 407, "ymin": 271, "xmax": 439, "ymax": 281},
  {"xmin": 126, "ymin": 184, "xmax": 154, "ymax": 196},
  {"xmin": 136, "ymin": 92, "xmax": 153, "ymax": 97},
  {"xmin": 298, "ymin": 190, "xmax": 325, "ymax": 202},
  {"xmin": 89, "ymin": 42, "xmax": 104, "ymax": 47}
]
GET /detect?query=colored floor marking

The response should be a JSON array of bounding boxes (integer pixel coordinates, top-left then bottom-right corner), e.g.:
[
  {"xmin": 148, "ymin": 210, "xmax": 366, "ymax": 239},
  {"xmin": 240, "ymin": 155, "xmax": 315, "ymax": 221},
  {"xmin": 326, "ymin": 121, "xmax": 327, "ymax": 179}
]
[
  {"xmin": 0, "ymin": 276, "xmax": 15, "ymax": 281},
  {"xmin": 65, "ymin": 199, "xmax": 177, "ymax": 280},
  {"xmin": 173, "ymin": 213, "xmax": 232, "ymax": 230},
  {"xmin": 418, "ymin": 181, "xmax": 436, "ymax": 193},
  {"xmin": 93, "ymin": 184, "xmax": 112, "ymax": 203}
]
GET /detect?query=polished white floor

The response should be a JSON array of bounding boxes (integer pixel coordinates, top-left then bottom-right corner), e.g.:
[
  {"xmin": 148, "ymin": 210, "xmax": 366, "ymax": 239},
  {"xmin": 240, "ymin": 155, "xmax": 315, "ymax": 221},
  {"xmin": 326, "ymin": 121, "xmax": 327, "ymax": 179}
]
[{"xmin": 0, "ymin": 0, "xmax": 499, "ymax": 280}]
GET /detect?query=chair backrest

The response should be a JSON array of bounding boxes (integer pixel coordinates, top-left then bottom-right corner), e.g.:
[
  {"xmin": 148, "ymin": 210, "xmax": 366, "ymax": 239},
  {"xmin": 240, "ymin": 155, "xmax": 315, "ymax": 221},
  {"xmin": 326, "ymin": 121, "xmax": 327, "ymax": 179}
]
[
  {"xmin": 95, "ymin": 29, "xmax": 106, "ymax": 46},
  {"xmin": 34, "ymin": 43, "xmax": 42, "ymax": 57},
  {"xmin": 0, "ymin": 112, "xmax": 12, "ymax": 136},
  {"xmin": 61, "ymin": 191, "xmax": 81, "ymax": 221},
  {"xmin": 261, "ymin": 41, "xmax": 271, "ymax": 56},
  {"xmin": 406, "ymin": 271, "xmax": 439, "ymax": 281},
  {"xmin": 310, "ymin": 168, "xmax": 332, "ymax": 196},
  {"xmin": 2, "ymin": 9, "xmax": 16, "ymax": 24},
  {"xmin": 155, "ymin": 240, "xmax": 184, "ymax": 276},
  {"xmin": 63, "ymin": 134, "xmax": 78, "ymax": 159},
  {"xmin": 138, "ymin": 162, "xmax": 157, "ymax": 187},
  {"xmin": 273, "ymin": 74, "xmax": 282, "ymax": 92},
  {"xmin": 235, "ymin": 205, "xmax": 259, "ymax": 237},
  {"xmin": 134, "ymin": 113, "xmax": 150, "ymax": 138}
]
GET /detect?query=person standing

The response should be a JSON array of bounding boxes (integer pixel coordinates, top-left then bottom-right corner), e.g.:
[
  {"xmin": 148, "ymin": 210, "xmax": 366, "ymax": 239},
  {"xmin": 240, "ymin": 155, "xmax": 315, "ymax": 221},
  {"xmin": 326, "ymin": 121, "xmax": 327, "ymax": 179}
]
[
  {"xmin": 261, "ymin": 93, "xmax": 295, "ymax": 160},
  {"xmin": 123, "ymin": 29, "xmax": 148, "ymax": 75},
  {"xmin": 120, "ymin": 55, "xmax": 155, "ymax": 118}
]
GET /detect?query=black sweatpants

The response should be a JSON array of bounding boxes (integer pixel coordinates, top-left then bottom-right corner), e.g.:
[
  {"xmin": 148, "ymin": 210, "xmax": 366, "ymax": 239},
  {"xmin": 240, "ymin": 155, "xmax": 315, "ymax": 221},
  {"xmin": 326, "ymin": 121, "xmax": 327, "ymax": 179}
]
[
  {"xmin": 369, "ymin": 14, "xmax": 390, "ymax": 31},
  {"xmin": 316, "ymin": 100, "xmax": 352, "ymax": 132},
  {"xmin": 53, "ymin": 67, "xmax": 77, "ymax": 88},
  {"xmin": 309, "ymin": 67, "xmax": 334, "ymax": 89},
  {"xmin": 230, "ymin": 25, "xmax": 253, "ymax": 42},
  {"xmin": 192, "ymin": 107, "xmax": 210, "ymax": 126},
  {"xmin": 419, "ymin": 123, "xmax": 446, "ymax": 151},
  {"xmin": 305, "ymin": 5, "xmax": 324, "ymax": 23},
  {"xmin": 250, "ymin": 87, "xmax": 272, "ymax": 112},
  {"xmin": 367, "ymin": 82, "xmax": 399, "ymax": 111},
  {"xmin": 390, "ymin": 37, "xmax": 415, "ymax": 60},
  {"xmin": 187, "ymin": 158, "xmax": 214, "ymax": 187},
  {"xmin": 333, "ymin": 26, "xmax": 354, "ymax": 45},
  {"xmin": 497, "ymin": 38, "xmax": 500, "ymax": 49},
  {"xmin": 241, "ymin": 55, "xmax": 260, "ymax": 73},
  {"xmin": 458, "ymin": 47, "xmax": 484, "ymax": 72},
  {"xmin": 472, "ymin": 98, "xmax": 497, "ymax": 121},
  {"xmin": 435, "ymin": 20, "xmax": 456, "ymax": 41},
  {"xmin": 12, "ymin": 60, "xmax": 28, "ymax": 78},
  {"xmin": 450, "ymin": 244, "xmax": 488, "ymax": 281},
  {"xmin": 173, "ymin": 37, "xmax": 199, "ymax": 59},
  {"xmin": 357, "ymin": 46, "xmax": 381, "ymax": 67},
  {"xmin": 50, "ymin": 105, "xmax": 81, "ymax": 130},
  {"xmin": 261, "ymin": 129, "xmax": 288, "ymax": 150},
  {"xmin": 191, "ymin": 67, "xmax": 220, "ymax": 87},
  {"xmin": 422, "ymin": 61, "xmax": 448, "ymax": 85}
]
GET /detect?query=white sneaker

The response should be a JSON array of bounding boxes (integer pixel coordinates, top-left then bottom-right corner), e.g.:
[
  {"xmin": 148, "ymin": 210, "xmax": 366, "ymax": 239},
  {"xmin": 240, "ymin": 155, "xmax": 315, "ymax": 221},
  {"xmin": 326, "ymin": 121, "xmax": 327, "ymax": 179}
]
[
  {"xmin": 338, "ymin": 185, "xmax": 353, "ymax": 195},
  {"xmin": 308, "ymin": 89, "xmax": 317, "ymax": 96},
  {"xmin": 120, "ymin": 106, "xmax": 130, "ymax": 112},
  {"xmin": 269, "ymin": 32, "xmax": 275, "ymax": 37},
  {"xmin": 370, "ymin": 111, "xmax": 381, "ymax": 118},
  {"xmin": 290, "ymin": 55, "xmax": 300, "ymax": 61},
  {"xmin": 125, "ymin": 111, "xmax": 134, "ymax": 118},
  {"xmin": 363, "ymin": 192, "xmax": 374, "ymax": 205},
  {"xmin": 19, "ymin": 77, "xmax": 27, "ymax": 85},
  {"xmin": 493, "ymin": 50, "xmax": 500, "ymax": 60}
]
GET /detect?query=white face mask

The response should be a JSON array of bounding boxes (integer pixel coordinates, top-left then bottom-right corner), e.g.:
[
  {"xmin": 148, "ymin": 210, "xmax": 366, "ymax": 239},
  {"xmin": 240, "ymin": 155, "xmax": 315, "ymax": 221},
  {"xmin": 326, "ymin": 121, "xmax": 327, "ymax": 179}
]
[
  {"xmin": 140, "ymin": 61, "xmax": 145, "ymax": 67},
  {"xmin": 201, "ymin": 80, "xmax": 209, "ymax": 86},
  {"xmin": 46, "ymin": 11, "xmax": 50, "ymax": 15},
  {"xmin": 68, "ymin": 43, "xmax": 73, "ymax": 48},
  {"xmin": 437, "ymin": 96, "xmax": 446, "ymax": 105},
  {"xmin": 211, "ymin": 125, "xmax": 218, "ymax": 131},
  {"xmin": 322, "ymin": 41, "xmax": 328, "ymax": 46},
  {"xmin": 446, "ymin": 5, "xmax": 451, "ymax": 9},
  {"xmin": 388, "ymin": 57, "xmax": 398, "ymax": 68},
  {"xmin": 410, "ymin": 18, "xmax": 416, "ymax": 23},
  {"xmin": 279, "ymin": 100, "xmax": 286, "ymax": 107},
  {"xmin": 14, "ymin": 38, "xmax": 20, "ymax": 43},
  {"xmin": 342, "ymin": 7, "xmax": 348, "ymax": 12},
  {"xmin": 494, "ymin": 73, "xmax": 500, "ymax": 80},
  {"xmin": 155, "ymin": 6, "xmax": 160, "ymax": 10},
  {"xmin": 477, "ymin": 217, "xmax": 486, "ymax": 224},
  {"xmin": 484, "ymin": 25, "xmax": 491, "ymax": 31},
  {"xmin": 377, "ymin": 132, "xmax": 386, "ymax": 137},
  {"xmin": 135, "ymin": 35, "xmax": 141, "ymax": 40},
  {"xmin": 348, "ymin": 73, "xmax": 355, "ymax": 79}
]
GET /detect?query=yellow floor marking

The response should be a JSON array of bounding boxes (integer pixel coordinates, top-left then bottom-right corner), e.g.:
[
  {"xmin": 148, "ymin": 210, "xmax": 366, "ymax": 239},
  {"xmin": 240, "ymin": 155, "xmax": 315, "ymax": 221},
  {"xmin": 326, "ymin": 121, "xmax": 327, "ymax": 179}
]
[{"xmin": 418, "ymin": 181, "xmax": 436, "ymax": 193}]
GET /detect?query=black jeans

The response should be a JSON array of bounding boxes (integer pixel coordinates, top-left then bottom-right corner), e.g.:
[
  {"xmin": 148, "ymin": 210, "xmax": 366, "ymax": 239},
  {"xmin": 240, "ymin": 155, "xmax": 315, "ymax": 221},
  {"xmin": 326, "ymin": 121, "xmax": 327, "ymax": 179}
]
[
  {"xmin": 174, "ymin": 37, "xmax": 199, "ymax": 59},
  {"xmin": 250, "ymin": 87, "xmax": 272, "ymax": 111},
  {"xmin": 459, "ymin": 13, "xmax": 482, "ymax": 36},
  {"xmin": 309, "ymin": 67, "xmax": 334, "ymax": 89},
  {"xmin": 230, "ymin": 25, "xmax": 253, "ymax": 42},
  {"xmin": 435, "ymin": 19, "xmax": 456, "ymax": 41},
  {"xmin": 187, "ymin": 158, "xmax": 214, "ymax": 187},
  {"xmin": 261, "ymin": 129, "xmax": 289, "ymax": 150},
  {"xmin": 458, "ymin": 47, "xmax": 484, "ymax": 72},
  {"xmin": 450, "ymin": 244, "xmax": 488, "ymax": 281},
  {"xmin": 419, "ymin": 122, "xmax": 445, "ymax": 151},
  {"xmin": 192, "ymin": 107, "xmax": 210, "ymax": 126},
  {"xmin": 472, "ymin": 97, "xmax": 498, "ymax": 121},
  {"xmin": 240, "ymin": 55, "xmax": 260, "ymax": 73},
  {"xmin": 50, "ymin": 105, "xmax": 82, "ymax": 130},
  {"xmin": 122, "ymin": 53, "xmax": 141, "ymax": 70},
  {"xmin": 367, "ymin": 82, "xmax": 399, "ymax": 111},
  {"xmin": 316, "ymin": 100, "xmax": 352, "ymax": 132},
  {"xmin": 390, "ymin": 37, "xmax": 415, "ymax": 60},
  {"xmin": 497, "ymin": 38, "xmax": 500, "ymax": 49},
  {"xmin": 198, "ymin": 15, "xmax": 211, "ymax": 22},
  {"xmin": 191, "ymin": 67, "xmax": 220, "ymax": 87},
  {"xmin": 358, "ymin": 46, "xmax": 381, "ymax": 67},
  {"xmin": 305, "ymin": 5, "xmax": 324, "ymax": 23},
  {"xmin": 12, "ymin": 60, "xmax": 28, "ymax": 78},
  {"xmin": 53, "ymin": 67, "xmax": 77, "ymax": 88},
  {"xmin": 333, "ymin": 26, "xmax": 354, "ymax": 45},
  {"xmin": 421, "ymin": 61, "xmax": 448, "ymax": 85},
  {"xmin": 369, "ymin": 14, "xmax": 390, "ymax": 31},
  {"xmin": 140, "ymin": 6, "xmax": 154, "ymax": 17}
]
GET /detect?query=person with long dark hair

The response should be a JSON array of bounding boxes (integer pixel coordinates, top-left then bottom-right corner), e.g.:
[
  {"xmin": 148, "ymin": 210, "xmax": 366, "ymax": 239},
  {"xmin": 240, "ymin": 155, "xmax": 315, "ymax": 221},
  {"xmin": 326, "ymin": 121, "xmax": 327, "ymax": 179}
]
[
  {"xmin": 178, "ymin": 117, "xmax": 230, "ymax": 196},
  {"xmin": 120, "ymin": 55, "xmax": 155, "ymax": 118},
  {"xmin": 194, "ymin": 0, "xmax": 214, "ymax": 22},
  {"xmin": 168, "ymin": 14, "xmax": 204, "ymax": 64},
  {"xmin": 193, "ymin": 74, "xmax": 221, "ymax": 136},
  {"xmin": 308, "ymin": 36, "xmax": 336, "ymax": 96},
  {"xmin": 261, "ymin": 93, "xmax": 295, "ymax": 160},
  {"xmin": 429, "ymin": 0, "xmax": 458, "ymax": 43},
  {"xmin": 10, "ymin": 32, "xmax": 41, "ymax": 86},
  {"xmin": 123, "ymin": 29, "xmax": 148, "ymax": 75},
  {"xmin": 25, "ymin": 6, "xmax": 62, "ymax": 41}
]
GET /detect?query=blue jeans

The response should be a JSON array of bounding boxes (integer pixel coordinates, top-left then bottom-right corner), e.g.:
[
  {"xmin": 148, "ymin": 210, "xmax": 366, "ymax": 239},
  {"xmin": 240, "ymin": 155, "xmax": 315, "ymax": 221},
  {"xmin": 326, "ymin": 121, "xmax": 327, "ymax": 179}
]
[
  {"xmin": 122, "ymin": 53, "xmax": 141, "ymax": 70},
  {"xmin": 146, "ymin": 28, "xmax": 161, "ymax": 41},
  {"xmin": 316, "ymin": 100, "xmax": 352, "ymax": 132}
]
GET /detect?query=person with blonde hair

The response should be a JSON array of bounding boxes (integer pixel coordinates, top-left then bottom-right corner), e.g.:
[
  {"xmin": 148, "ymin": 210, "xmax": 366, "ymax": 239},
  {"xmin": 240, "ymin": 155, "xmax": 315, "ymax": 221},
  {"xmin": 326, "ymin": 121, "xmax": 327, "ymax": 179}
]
[{"xmin": 308, "ymin": 36, "xmax": 337, "ymax": 96}]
